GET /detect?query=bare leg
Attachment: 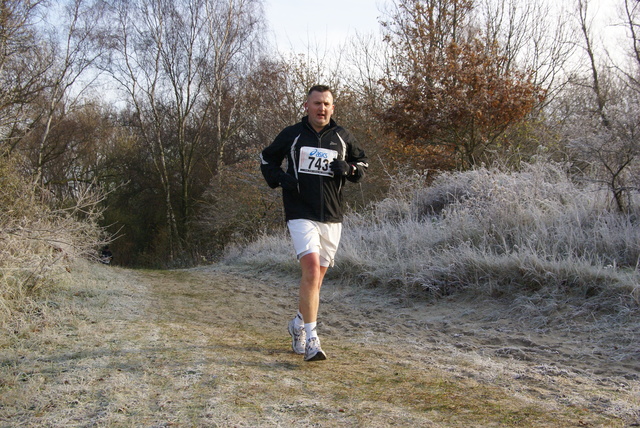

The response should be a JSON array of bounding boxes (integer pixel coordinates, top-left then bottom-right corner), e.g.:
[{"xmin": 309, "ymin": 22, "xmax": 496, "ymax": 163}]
[{"xmin": 298, "ymin": 252, "xmax": 328, "ymax": 323}]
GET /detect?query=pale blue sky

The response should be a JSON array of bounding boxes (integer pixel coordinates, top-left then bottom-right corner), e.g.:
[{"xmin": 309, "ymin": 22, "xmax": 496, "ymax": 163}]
[
  {"xmin": 264, "ymin": 0, "xmax": 385, "ymax": 53},
  {"xmin": 265, "ymin": 0, "xmax": 622, "ymax": 56}
]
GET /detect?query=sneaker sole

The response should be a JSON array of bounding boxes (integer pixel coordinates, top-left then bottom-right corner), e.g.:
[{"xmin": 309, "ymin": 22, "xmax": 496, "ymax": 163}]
[{"xmin": 304, "ymin": 350, "xmax": 327, "ymax": 361}]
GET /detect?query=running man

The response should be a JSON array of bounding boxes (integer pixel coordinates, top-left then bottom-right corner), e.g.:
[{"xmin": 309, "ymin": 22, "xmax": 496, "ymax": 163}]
[{"xmin": 260, "ymin": 85, "xmax": 368, "ymax": 361}]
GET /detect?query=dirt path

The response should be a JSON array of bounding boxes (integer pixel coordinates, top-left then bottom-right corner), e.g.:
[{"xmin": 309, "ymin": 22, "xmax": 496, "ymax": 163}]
[{"xmin": 0, "ymin": 263, "xmax": 638, "ymax": 427}]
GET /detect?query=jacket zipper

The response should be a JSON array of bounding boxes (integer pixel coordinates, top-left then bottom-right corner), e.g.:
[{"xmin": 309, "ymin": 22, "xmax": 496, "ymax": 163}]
[
  {"xmin": 317, "ymin": 131, "xmax": 325, "ymax": 222},
  {"xmin": 305, "ymin": 121, "xmax": 335, "ymax": 223}
]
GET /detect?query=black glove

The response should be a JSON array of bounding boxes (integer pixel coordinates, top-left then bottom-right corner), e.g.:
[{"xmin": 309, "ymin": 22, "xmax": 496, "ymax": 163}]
[
  {"xmin": 330, "ymin": 159, "xmax": 351, "ymax": 176},
  {"xmin": 279, "ymin": 172, "xmax": 298, "ymax": 191}
]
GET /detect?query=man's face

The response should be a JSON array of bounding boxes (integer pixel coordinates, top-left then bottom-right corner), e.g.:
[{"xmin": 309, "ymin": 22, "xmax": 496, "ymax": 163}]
[{"xmin": 305, "ymin": 90, "xmax": 335, "ymax": 132}]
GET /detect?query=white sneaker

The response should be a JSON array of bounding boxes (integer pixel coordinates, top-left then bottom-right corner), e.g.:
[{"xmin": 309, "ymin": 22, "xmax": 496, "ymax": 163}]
[
  {"xmin": 304, "ymin": 337, "xmax": 327, "ymax": 361},
  {"xmin": 288, "ymin": 319, "xmax": 306, "ymax": 354}
]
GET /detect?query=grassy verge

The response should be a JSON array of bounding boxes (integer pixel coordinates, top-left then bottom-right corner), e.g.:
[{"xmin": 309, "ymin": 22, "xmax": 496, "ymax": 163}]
[{"xmin": 0, "ymin": 262, "xmax": 635, "ymax": 427}]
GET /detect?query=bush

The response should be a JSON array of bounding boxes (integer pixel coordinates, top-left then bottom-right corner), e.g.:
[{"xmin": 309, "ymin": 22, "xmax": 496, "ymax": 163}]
[
  {"xmin": 192, "ymin": 161, "xmax": 284, "ymax": 262},
  {"xmin": 341, "ymin": 163, "xmax": 640, "ymax": 299},
  {"xmin": 0, "ymin": 157, "xmax": 108, "ymax": 320},
  {"xmin": 227, "ymin": 161, "xmax": 640, "ymax": 311}
]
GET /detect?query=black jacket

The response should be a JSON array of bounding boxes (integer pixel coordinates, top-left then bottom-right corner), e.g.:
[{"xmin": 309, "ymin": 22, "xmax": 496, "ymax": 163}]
[{"xmin": 260, "ymin": 116, "xmax": 368, "ymax": 223}]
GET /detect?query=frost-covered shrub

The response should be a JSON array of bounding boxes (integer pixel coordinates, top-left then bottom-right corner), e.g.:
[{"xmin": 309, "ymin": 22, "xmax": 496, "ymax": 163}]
[
  {"xmin": 228, "ymin": 161, "xmax": 640, "ymax": 309},
  {"xmin": 338, "ymin": 162, "xmax": 640, "ymax": 300},
  {"xmin": 0, "ymin": 157, "xmax": 107, "ymax": 318}
]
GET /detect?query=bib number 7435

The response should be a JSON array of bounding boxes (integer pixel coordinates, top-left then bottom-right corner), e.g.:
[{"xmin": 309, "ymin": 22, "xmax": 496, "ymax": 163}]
[{"xmin": 298, "ymin": 146, "xmax": 338, "ymax": 177}]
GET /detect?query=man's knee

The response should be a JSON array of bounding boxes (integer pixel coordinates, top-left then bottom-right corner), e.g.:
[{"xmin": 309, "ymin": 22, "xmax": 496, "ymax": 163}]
[
  {"xmin": 300, "ymin": 253, "xmax": 323, "ymax": 280},
  {"xmin": 300, "ymin": 252, "xmax": 320, "ymax": 269}
]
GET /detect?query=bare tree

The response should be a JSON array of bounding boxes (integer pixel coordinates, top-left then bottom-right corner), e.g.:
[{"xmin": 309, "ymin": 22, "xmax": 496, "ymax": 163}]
[
  {"xmin": 0, "ymin": 0, "xmax": 49, "ymax": 153},
  {"xmin": 621, "ymin": 0, "xmax": 640, "ymax": 90},
  {"xmin": 577, "ymin": 0, "xmax": 610, "ymax": 127},
  {"xmin": 565, "ymin": 84, "xmax": 640, "ymax": 213},
  {"xmin": 103, "ymin": 0, "xmax": 264, "ymax": 263},
  {"xmin": 31, "ymin": 0, "xmax": 107, "ymax": 188},
  {"xmin": 558, "ymin": 0, "xmax": 640, "ymax": 213},
  {"xmin": 480, "ymin": 0, "xmax": 577, "ymax": 109},
  {"xmin": 203, "ymin": 0, "xmax": 264, "ymax": 176}
]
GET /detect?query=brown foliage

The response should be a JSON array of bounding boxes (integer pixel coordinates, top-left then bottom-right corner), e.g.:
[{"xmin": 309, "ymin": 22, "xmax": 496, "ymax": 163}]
[{"xmin": 380, "ymin": 0, "xmax": 546, "ymax": 170}]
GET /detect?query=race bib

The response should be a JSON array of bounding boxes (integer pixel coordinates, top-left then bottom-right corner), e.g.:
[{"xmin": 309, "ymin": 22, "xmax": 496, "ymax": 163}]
[{"xmin": 298, "ymin": 146, "xmax": 338, "ymax": 177}]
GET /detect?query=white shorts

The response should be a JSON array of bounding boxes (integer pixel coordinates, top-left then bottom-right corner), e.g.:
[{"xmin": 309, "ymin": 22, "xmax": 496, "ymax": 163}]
[{"xmin": 287, "ymin": 219, "xmax": 342, "ymax": 267}]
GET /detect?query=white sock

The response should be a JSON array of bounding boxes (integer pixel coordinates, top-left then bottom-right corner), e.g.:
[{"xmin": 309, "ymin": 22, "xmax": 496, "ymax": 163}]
[
  {"xmin": 294, "ymin": 311, "xmax": 304, "ymax": 327},
  {"xmin": 305, "ymin": 322, "xmax": 318, "ymax": 340}
]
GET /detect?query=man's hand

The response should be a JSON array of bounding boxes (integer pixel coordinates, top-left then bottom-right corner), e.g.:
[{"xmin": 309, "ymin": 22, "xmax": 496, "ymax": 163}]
[
  {"xmin": 279, "ymin": 172, "xmax": 298, "ymax": 191},
  {"xmin": 330, "ymin": 159, "xmax": 351, "ymax": 176}
]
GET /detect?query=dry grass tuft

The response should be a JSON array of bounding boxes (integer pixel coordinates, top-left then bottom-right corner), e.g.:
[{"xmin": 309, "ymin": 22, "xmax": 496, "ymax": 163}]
[{"xmin": 0, "ymin": 156, "xmax": 107, "ymax": 323}]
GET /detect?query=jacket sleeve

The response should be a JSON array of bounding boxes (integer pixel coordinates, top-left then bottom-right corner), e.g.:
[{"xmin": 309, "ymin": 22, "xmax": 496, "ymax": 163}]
[
  {"xmin": 344, "ymin": 133, "xmax": 369, "ymax": 183},
  {"xmin": 260, "ymin": 130, "xmax": 289, "ymax": 189}
]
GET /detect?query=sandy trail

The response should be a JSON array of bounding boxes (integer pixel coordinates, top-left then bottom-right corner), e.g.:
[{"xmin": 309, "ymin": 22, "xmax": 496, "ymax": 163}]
[
  {"xmin": 0, "ymin": 263, "xmax": 638, "ymax": 427},
  {"xmin": 192, "ymin": 264, "xmax": 640, "ymax": 425}
]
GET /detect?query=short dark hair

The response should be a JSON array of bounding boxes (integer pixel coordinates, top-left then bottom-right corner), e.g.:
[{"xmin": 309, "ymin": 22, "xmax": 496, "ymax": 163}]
[{"xmin": 308, "ymin": 85, "xmax": 333, "ymax": 96}]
